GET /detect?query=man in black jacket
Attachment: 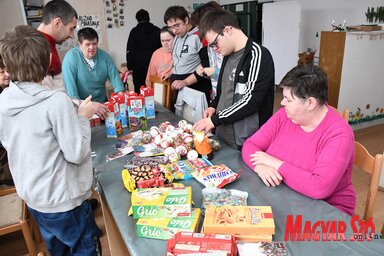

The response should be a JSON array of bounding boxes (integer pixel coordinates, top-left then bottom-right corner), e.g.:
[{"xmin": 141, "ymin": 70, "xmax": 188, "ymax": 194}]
[
  {"xmin": 193, "ymin": 9, "xmax": 275, "ymax": 149},
  {"xmin": 126, "ymin": 9, "xmax": 161, "ymax": 93}
]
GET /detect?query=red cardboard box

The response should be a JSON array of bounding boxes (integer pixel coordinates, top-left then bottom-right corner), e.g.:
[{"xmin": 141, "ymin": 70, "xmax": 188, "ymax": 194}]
[{"xmin": 166, "ymin": 232, "xmax": 237, "ymax": 256}]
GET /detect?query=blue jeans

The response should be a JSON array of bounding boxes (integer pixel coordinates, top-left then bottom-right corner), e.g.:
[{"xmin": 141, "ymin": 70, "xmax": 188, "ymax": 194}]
[{"xmin": 28, "ymin": 200, "xmax": 102, "ymax": 256}]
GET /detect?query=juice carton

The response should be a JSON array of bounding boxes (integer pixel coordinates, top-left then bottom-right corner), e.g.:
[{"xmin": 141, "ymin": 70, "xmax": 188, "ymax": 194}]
[
  {"xmin": 129, "ymin": 187, "xmax": 192, "ymax": 219},
  {"xmin": 140, "ymin": 86, "xmax": 155, "ymax": 119},
  {"xmin": 136, "ymin": 208, "xmax": 200, "ymax": 240},
  {"xmin": 127, "ymin": 94, "xmax": 147, "ymax": 131},
  {"xmin": 104, "ymin": 101, "xmax": 117, "ymax": 138},
  {"xmin": 111, "ymin": 94, "xmax": 128, "ymax": 128},
  {"xmin": 124, "ymin": 90, "xmax": 137, "ymax": 108}
]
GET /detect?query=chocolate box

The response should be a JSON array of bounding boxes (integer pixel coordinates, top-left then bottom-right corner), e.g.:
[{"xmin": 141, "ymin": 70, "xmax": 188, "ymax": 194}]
[
  {"xmin": 166, "ymin": 232, "xmax": 238, "ymax": 256},
  {"xmin": 136, "ymin": 208, "xmax": 200, "ymax": 240},
  {"xmin": 203, "ymin": 206, "xmax": 275, "ymax": 236},
  {"xmin": 130, "ymin": 187, "xmax": 192, "ymax": 219}
]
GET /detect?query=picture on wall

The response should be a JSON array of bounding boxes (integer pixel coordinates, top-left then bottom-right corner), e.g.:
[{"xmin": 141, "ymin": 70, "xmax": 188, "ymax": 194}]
[{"xmin": 104, "ymin": 0, "xmax": 127, "ymax": 28}]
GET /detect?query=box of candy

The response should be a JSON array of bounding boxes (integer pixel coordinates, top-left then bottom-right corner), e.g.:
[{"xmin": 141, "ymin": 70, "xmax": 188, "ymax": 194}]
[
  {"xmin": 203, "ymin": 206, "xmax": 275, "ymax": 236},
  {"xmin": 130, "ymin": 187, "xmax": 192, "ymax": 219},
  {"xmin": 136, "ymin": 208, "xmax": 200, "ymax": 240}
]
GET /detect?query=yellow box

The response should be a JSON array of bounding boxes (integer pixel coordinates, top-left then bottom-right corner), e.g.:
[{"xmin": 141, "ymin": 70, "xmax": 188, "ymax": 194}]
[
  {"xmin": 130, "ymin": 187, "xmax": 192, "ymax": 218},
  {"xmin": 203, "ymin": 206, "xmax": 275, "ymax": 235},
  {"xmin": 136, "ymin": 208, "xmax": 200, "ymax": 240}
]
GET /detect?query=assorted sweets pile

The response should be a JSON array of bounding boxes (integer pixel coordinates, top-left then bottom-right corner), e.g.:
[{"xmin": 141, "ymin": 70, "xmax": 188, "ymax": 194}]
[
  {"xmin": 96, "ymin": 91, "xmax": 287, "ymax": 254},
  {"xmin": 120, "ymin": 119, "xmax": 239, "ymax": 192}
]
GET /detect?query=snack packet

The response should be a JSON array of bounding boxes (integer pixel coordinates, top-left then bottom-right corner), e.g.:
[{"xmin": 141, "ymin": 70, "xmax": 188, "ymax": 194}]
[
  {"xmin": 201, "ymin": 188, "xmax": 248, "ymax": 214},
  {"xmin": 191, "ymin": 164, "xmax": 241, "ymax": 188},
  {"xmin": 160, "ymin": 158, "xmax": 212, "ymax": 180}
]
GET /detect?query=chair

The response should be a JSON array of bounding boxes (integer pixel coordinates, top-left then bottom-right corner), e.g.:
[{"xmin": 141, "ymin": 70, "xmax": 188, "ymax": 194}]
[
  {"xmin": 0, "ymin": 187, "xmax": 37, "ymax": 255},
  {"xmin": 329, "ymin": 105, "xmax": 350, "ymax": 122},
  {"xmin": 149, "ymin": 75, "xmax": 172, "ymax": 110},
  {"xmin": 354, "ymin": 141, "xmax": 383, "ymax": 221}
]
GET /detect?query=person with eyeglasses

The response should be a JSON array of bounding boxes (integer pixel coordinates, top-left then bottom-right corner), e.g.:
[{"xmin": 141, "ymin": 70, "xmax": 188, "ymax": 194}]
[
  {"xmin": 163, "ymin": 6, "xmax": 212, "ymax": 109},
  {"xmin": 193, "ymin": 9, "xmax": 275, "ymax": 150}
]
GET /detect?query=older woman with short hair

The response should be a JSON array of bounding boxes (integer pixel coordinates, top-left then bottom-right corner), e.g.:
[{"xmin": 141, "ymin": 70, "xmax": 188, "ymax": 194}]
[{"xmin": 242, "ymin": 64, "xmax": 355, "ymax": 216}]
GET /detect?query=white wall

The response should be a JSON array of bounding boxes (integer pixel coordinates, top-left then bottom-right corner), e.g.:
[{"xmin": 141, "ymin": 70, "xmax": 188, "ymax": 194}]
[
  {"xmin": 219, "ymin": 0, "xmax": 384, "ymax": 55},
  {"xmin": 0, "ymin": 0, "xmax": 26, "ymax": 36}
]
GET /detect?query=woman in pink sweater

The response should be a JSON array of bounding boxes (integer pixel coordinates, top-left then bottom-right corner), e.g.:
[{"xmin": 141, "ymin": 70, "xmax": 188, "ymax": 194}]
[
  {"xmin": 145, "ymin": 27, "xmax": 175, "ymax": 87},
  {"xmin": 242, "ymin": 64, "xmax": 355, "ymax": 216}
]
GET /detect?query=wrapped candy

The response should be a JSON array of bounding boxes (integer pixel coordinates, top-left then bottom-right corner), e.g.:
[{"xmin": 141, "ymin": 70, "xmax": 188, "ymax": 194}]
[
  {"xmin": 149, "ymin": 126, "xmax": 160, "ymax": 138},
  {"xmin": 187, "ymin": 150, "xmax": 198, "ymax": 161},
  {"xmin": 154, "ymin": 134, "xmax": 163, "ymax": 145},
  {"xmin": 160, "ymin": 137, "xmax": 173, "ymax": 148},
  {"xmin": 168, "ymin": 152, "xmax": 181, "ymax": 163},
  {"xmin": 158, "ymin": 121, "xmax": 171, "ymax": 132},
  {"xmin": 182, "ymin": 133, "xmax": 193, "ymax": 144},
  {"xmin": 173, "ymin": 134, "xmax": 184, "ymax": 147},
  {"xmin": 165, "ymin": 125, "xmax": 176, "ymax": 134},
  {"xmin": 175, "ymin": 127, "xmax": 184, "ymax": 135},
  {"xmin": 175, "ymin": 145, "xmax": 188, "ymax": 156},
  {"xmin": 209, "ymin": 139, "xmax": 221, "ymax": 152},
  {"xmin": 142, "ymin": 131, "xmax": 152, "ymax": 144},
  {"xmin": 164, "ymin": 147, "xmax": 176, "ymax": 157},
  {"xmin": 178, "ymin": 120, "xmax": 188, "ymax": 129},
  {"xmin": 183, "ymin": 123, "xmax": 193, "ymax": 133}
]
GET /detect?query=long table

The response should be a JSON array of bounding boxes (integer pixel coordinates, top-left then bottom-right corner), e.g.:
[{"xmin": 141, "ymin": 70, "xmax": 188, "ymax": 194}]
[{"xmin": 92, "ymin": 106, "xmax": 384, "ymax": 256}]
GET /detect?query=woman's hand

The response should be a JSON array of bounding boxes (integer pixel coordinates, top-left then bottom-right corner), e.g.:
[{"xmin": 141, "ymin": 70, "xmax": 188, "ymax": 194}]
[
  {"xmin": 250, "ymin": 151, "xmax": 283, "ymax": 170},
  {"xmin": 254, "ymin": 164, "xmax": 283, "ymax": 187}
]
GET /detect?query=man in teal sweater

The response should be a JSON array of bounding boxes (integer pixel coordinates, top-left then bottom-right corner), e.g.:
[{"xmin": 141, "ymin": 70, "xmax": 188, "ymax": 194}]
[{"xmin": 63, "ymin": 27, "xmax": 125, "ymax": 118}]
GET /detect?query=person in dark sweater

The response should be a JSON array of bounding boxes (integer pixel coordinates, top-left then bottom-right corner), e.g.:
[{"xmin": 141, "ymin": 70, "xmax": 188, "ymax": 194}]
[
  {"xmin": 193, "ymin": 9, "xmax": 275, "ymax": 150},
  {"xmin": 126, "ymin": 9, "xmax": 161, "ymax": 93}
]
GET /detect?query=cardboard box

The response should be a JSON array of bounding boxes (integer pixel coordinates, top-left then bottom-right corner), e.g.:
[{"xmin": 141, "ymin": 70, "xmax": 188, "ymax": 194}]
[
  {"xmin": 130, "ymin": 187, "xmax": 192, "ymax": 219},
  {"xmin": 203, "ymin": 206, "xmax": 275, "ymax": 236},
  {"xmin": 140, "ymin": 86, "xmax": 156, "ymax": 119},
  {"xmin": 127, "ymin": 95, "xmax": 147, "ymax": 131},
  {"xmin": 136, "ymin": 208, "xmax": 200, "ymax": 240},
  {"xmin": 235, "ymin": 233, "xmax": 272, "ymax": 242},
  {"xmin": 166, "ymin": 232, "xmax": 238, "ymax": 256},
  {"xmin": 104, "ymin": 101, "xmax": 120, "ymax": 138},
  {"xmin": 111, "ymin": 94, "xmax": 127, "ymax": 128}
]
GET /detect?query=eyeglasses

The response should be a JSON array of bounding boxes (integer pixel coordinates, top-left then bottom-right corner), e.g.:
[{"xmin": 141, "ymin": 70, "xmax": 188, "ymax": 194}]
[
  {"xmin": 168, "ymin": 22, "xmax": 183, "ymax": 31},
  {"xmin": 209, "ymin": 28, "xmax": 224, "ymax": 48}
]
